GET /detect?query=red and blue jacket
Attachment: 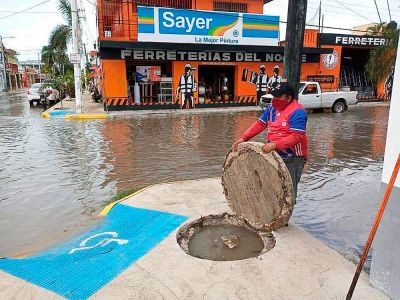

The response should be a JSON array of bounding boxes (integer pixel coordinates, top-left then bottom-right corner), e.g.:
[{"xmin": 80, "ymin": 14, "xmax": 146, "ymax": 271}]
[{"xmin": 241, "ymin": 101, "xmax": 308, "ymax": 158}]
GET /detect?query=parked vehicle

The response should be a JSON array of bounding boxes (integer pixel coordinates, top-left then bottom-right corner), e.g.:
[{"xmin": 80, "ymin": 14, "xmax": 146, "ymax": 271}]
[
  {"xmin": 28, "ymin": 83, "xmax": 60, "ymax": 107},
  {"xmin": 260, "ymin": 82, "xmax": 358, "ymax": 113}
]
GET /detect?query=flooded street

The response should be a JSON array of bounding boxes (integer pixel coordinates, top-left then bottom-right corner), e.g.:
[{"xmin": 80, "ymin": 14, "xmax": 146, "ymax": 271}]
[{"xmin": 0, "ymin": 92, "xmax": 388, "ymax": 270}]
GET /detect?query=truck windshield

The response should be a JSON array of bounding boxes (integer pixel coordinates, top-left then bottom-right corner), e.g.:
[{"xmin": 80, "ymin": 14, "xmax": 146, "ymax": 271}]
[{"xmin": 298, "ymin": 83, "xmax": 306, "ymax": 92}]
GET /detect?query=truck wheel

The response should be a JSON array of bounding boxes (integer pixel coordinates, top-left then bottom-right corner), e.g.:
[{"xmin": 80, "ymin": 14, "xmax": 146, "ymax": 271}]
[{"xmin": 332, "ymin": 101, "xmax": 345, "ymax": 113}]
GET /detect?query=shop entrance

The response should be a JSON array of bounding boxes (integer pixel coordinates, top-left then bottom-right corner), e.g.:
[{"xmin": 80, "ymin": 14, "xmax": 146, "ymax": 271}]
[
  {"xmin": 340, "ymin": 48, "xmax": 374, "ymax": 96},
  {"xmin": 198, "ymin": 65, "xmax": 235, "ymax": 102},
  {"xmin": 126, "ymin": 61, "xmax": 173, "ymax": 104}
]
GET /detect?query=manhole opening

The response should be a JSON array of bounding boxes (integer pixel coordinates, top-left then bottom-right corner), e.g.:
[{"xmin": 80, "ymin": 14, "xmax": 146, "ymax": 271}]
[{"xmin": 177, "ymin": 213, "xmax": 275, "ymax": 261}]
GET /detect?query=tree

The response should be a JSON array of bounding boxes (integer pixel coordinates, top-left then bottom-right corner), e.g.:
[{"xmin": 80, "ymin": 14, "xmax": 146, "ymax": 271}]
[
  {"xmin": 49, "ymin": 0, "xmax": 72, "ymax": 52},
  {"xmin": 365, "ymin": 22, "xmax": 399, "ymax": 89},
  {"xmin": 42, "ymin": 0, "xmax": 74, "ymax": 76}
]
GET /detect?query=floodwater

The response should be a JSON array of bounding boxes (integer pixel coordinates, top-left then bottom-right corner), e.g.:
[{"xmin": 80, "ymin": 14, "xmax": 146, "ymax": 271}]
[
  {"xmin": 188, "ymin": 225, "xmax": 265, "ymax": 261},
  {"xmin": 0, "ymin": 91, "xmax": 389, "ymax": 271}
]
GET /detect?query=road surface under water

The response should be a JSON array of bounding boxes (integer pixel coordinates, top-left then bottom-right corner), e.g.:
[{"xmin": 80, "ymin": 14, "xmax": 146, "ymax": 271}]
[{"xmin": 0, "ymin": 92, "xmax": 389, "ymax": 271}]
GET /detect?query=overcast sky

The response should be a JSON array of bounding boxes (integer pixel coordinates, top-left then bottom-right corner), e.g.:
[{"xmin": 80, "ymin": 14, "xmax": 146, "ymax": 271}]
[{"xmin": 0, "ymin": 0, "xmax": 399, "ymax": 61}]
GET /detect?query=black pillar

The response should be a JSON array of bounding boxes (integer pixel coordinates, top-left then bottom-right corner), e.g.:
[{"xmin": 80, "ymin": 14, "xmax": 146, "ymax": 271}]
[{"xmin": 283, "ymin": 0, "xmax": 308, "ymax": 98}]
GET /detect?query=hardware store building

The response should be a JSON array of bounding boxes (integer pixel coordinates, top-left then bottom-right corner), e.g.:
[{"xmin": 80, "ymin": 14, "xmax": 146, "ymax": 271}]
[{"xmin": 97, "ymin": 0, "xmax": 386, "ymax": 110}]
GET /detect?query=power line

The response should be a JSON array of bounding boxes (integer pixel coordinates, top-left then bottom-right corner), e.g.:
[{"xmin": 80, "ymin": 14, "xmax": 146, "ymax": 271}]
[
  {"xmin": 0, "ymin": 0, "xmax": 51, "ymax": 21},
  {"xmin": 330, "ymin": 0, "xmax": 377, "ymax": 22},
  {"xmin": 0, "ymin": 10, "xmax": 58, "ymax": 14},
  {"xmin": 386, "ymin": 0, "xmax": 392, "ymax": 21},
  {"xmin": 373, "ymin": 0, "xmax": 383, "ymax": 23},
  {"xmin": 84, "ymin": 0, "xmax": 96, "ymax": 6}
]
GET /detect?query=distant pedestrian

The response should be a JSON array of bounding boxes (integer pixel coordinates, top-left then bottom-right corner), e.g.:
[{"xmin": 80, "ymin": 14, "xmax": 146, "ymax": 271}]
[
  {"xmin": 232, "ymin": 82, "xmax": 308, "ymax": 201},
  {"xmin": 267, "ymin": 65, "xmax": 282, "ymax": 91},
  {"xmin": 256, "ymin": 64, "xmax": 269, "ymax": 103}
]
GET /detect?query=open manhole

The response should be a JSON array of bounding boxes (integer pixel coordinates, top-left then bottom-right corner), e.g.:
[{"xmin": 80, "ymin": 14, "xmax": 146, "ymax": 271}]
[{"xmin": 177, "ymin": 213, "xmax": 275, "ymax": 261}]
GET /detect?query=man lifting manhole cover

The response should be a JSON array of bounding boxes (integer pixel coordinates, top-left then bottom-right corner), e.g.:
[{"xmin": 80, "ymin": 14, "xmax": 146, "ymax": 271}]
[{"xmin": 232, "ymin": 82, "xmax": 308, "ymax": 202}]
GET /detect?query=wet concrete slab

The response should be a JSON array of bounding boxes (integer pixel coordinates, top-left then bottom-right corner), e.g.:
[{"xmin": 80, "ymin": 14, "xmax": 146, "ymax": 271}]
[
  {"xmin": 97, "ymin": 178, "xmax": 386, "ymax": 299},
  {"xmin": 0, "ymin": 178, "xmax": 388, "ymax": 299}
]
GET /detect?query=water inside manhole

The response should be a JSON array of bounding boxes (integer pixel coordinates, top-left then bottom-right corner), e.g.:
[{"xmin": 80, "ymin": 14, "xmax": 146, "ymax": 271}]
[
  {"xmin": 177, "ymin": 213, "xmax": 275, "ymax": 261},
  {"xmin": 189, "ymin": 224, "xmax": 264, "ymax": 261}
]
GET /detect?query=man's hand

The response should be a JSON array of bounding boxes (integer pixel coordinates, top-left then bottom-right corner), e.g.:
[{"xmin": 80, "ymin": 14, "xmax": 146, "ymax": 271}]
[
  {"xmin": 262, "ymin": 143, "xmax": 277, "ymax": 153},
  {"xmin": 232, "ymin": 138, "xmax": 245, "ymax": 152}
]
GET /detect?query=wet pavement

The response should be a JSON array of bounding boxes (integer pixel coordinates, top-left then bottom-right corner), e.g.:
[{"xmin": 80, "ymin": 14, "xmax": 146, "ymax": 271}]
[{"xmin": 0, "ymin": 91, "xmax": 389, "ymax": 271}]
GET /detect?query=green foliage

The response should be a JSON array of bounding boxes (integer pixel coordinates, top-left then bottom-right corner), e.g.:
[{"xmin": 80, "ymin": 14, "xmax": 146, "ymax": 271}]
[
  {"xmin": 49, "ymin": 24, "xmax": 72, "ymax": 52},
  {"xmin": 365, "ymin": 22, "xmax": 399, "ymax": 86},
  {"xmin": 107, "ymin": 187, "xmax": 146, "ymax": 204},
  {"xmin": 41, "ymin": 0, "xmax": 74, "ymax": 79},
  {"xmin": 58, "ymin": 0, "xmax": 72, "ymax": 26},
  {"xmin": 42, "ymin": 69, "xmax": 75, "ymax": 97}
]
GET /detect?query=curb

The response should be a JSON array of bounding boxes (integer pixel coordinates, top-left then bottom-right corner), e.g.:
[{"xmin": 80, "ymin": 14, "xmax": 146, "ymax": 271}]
[
  {"xmin": 64, "ymin": 114, "xmax": 107, "ymax": 120},
  {"xmin": 41, "ymin": 112, "xmax": 108, "ymax": 120}
]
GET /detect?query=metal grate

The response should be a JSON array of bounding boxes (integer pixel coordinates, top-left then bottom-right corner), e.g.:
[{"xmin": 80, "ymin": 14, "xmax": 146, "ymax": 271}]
[{"xmin": 213, "ymin": 1, "xmax": 248, "ymax": 13}]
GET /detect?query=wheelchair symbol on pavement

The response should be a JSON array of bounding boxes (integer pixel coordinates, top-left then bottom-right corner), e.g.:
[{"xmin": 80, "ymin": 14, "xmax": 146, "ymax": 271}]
[{"xmin": 69, "ymin": 231, "xmax": 129, "ymax": 254}]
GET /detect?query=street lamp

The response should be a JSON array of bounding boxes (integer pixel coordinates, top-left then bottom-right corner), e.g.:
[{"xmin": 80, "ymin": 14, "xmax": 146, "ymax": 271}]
[{"xmin": 0, "ymin": 35, "xmax": 15, "ymax": 92}]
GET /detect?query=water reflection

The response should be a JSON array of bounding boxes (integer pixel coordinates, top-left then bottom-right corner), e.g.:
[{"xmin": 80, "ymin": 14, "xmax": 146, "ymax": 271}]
[{"xmin": 0, "ymin": 93, "xmax": 389, "ymax": 270}]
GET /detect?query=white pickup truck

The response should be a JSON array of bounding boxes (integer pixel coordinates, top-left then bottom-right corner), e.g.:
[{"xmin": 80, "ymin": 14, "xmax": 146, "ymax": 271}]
[{"xmin": 261, "ymin": 81, "xmax": 358, "ymax": 113}]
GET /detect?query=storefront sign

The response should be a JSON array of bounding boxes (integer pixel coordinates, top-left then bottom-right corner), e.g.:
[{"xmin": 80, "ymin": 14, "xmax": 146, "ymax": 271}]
[
  {"xmin": 319, "ymin": 33, "xmax": 387, "ymax": 47},
  {"xmin": 122, "ymin": 49, "xmax": 284, "ymax": 62},
  {"xmin": 137, "ymin": 6, "xmax": 279, "ymax": 46},
  {"xmin": 306, "ymin": 75, "xmax": 335, "ymax": 84}
]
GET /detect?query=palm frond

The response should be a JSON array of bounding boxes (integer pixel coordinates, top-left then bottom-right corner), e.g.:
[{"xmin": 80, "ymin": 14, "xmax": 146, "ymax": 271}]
[
  {"xmin": 58, "ymin": 0, "xmax": 72, "ymax": 26},
  {"xmin": 49, "ymin": 24, "xmax": 72, "ymax": 51},
  {"xmin": 365, "ymin": 24, "xmax": 399, "ymax": 86}
]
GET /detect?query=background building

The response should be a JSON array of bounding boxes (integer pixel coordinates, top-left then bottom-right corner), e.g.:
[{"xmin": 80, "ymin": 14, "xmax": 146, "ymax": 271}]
[{"xmin": 96, "ymin": 0, "xmax": 388, "ymax": 110}]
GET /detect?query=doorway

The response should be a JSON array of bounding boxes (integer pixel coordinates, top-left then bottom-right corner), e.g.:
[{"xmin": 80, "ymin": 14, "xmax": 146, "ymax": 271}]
[{"xmin": 198, "ymin": 65, "xmax": 235, "ymax": 102}]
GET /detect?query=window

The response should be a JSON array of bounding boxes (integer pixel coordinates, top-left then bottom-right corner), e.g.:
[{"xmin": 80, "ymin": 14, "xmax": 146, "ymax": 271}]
[
  {"xmin": 303, "ymin": 84, "xmax": 318, "ymax": 95},
  {"xmin": 213, "ymin": 1, "xmax": 248, "ymax": 13}
]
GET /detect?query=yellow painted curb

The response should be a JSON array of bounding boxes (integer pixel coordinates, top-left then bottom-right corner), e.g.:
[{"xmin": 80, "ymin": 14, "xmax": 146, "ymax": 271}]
[
  {"xmin": 98, "ymin": 185, "xmax": 154, "ymax": 216},
  {"xmin": 98, "ymin": 179, "xmax": 198, "ymax": 216},
  {"xmin": 65, "ymin": 114, "xmax": 107, "ymax": 120},
  {"xmin": 41, "ymin": 111, "xmax": 50, "ymax": 118}
]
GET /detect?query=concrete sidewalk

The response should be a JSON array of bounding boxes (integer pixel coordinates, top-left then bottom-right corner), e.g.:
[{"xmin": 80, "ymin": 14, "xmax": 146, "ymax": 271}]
[
  {"xmin": 44, "ymin": 92, "xmax": 262, "ymax": 119},
  {"xmin": 44, "ymin": 93, "xmax": 389, "ymax": 120},
  {"xmin": 0, "ymin": 178, "xmax": 388, "ymax": 299}
]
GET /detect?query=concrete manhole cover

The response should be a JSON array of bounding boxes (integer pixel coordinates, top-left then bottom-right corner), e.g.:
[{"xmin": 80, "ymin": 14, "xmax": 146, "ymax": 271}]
[
  {"xmin": 222, "ymin": 142, "xmax": 295, "ymax": 231},
  {"xmin": 177, "ymin": 213, "xmax": 275, "ymax": 261}
]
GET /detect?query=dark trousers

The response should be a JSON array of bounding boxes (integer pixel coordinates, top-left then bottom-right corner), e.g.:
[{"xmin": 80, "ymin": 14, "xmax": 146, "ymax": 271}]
[
  {"xmin": 283, "ymin": 156, "xmax": 306, "ymax": 203},
  {"xmin": 182, "ymin": 92, "xmax": 194, "ymax": 109},
  {"xmin": 257, "ymin": 90, "xmax": 266, "ymax": 103}
]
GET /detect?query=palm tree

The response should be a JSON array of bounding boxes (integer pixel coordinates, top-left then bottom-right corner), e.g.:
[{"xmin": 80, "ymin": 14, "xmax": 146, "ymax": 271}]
[
  {"xmin": 41, "ymin": 45, "xmax": 56, "ymax": 67},
  {"xmin": 365, "ymin": 22, "xmax": 399, "ymax": 90},
  {"xmin": 49, "ymin": 0, "xmax": 72, "ymax": 52}
]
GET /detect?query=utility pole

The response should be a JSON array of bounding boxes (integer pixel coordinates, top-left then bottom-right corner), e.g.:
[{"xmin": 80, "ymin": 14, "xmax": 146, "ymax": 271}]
[
  {"xmin": 37, "ymin": 52, "xmax": 42, "ymax": 83},
  {"xmin": 71, "ymin": 0, "xmax": 82, "ymax": 113},
  {"xmin": 318, "ymin": 0, "xmax": 322, "ymax": 47},
  {"xmin": 283, "ymin": 0, "xmax": 308, "ymax": 98},
  {"xmin": 0, "ymin": 36, "xmax": 7, "ymax": 92}
]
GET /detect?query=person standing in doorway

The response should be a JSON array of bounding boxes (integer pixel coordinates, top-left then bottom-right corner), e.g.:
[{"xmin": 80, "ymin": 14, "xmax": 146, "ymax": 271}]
[
  {"xmin": 232, "ymin": 82, "xmax": 308, "ymax": 201},
  {"xmin": 176, "ymin": 64, "xmax": 197, "ymax": 109},
  {"xmin": 267, "ymin": 65, "xmax": 282, "ymax": 91},
  {"xmin": 256, "ymin": 64, "xmax": 269, "ymax": 103}
]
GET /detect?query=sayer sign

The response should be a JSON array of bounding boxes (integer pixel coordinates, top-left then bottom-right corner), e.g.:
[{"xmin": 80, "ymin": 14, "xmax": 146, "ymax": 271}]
[{"xmin": 137, "ymin": 6, "xmax": 279, "ymax": 46}]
